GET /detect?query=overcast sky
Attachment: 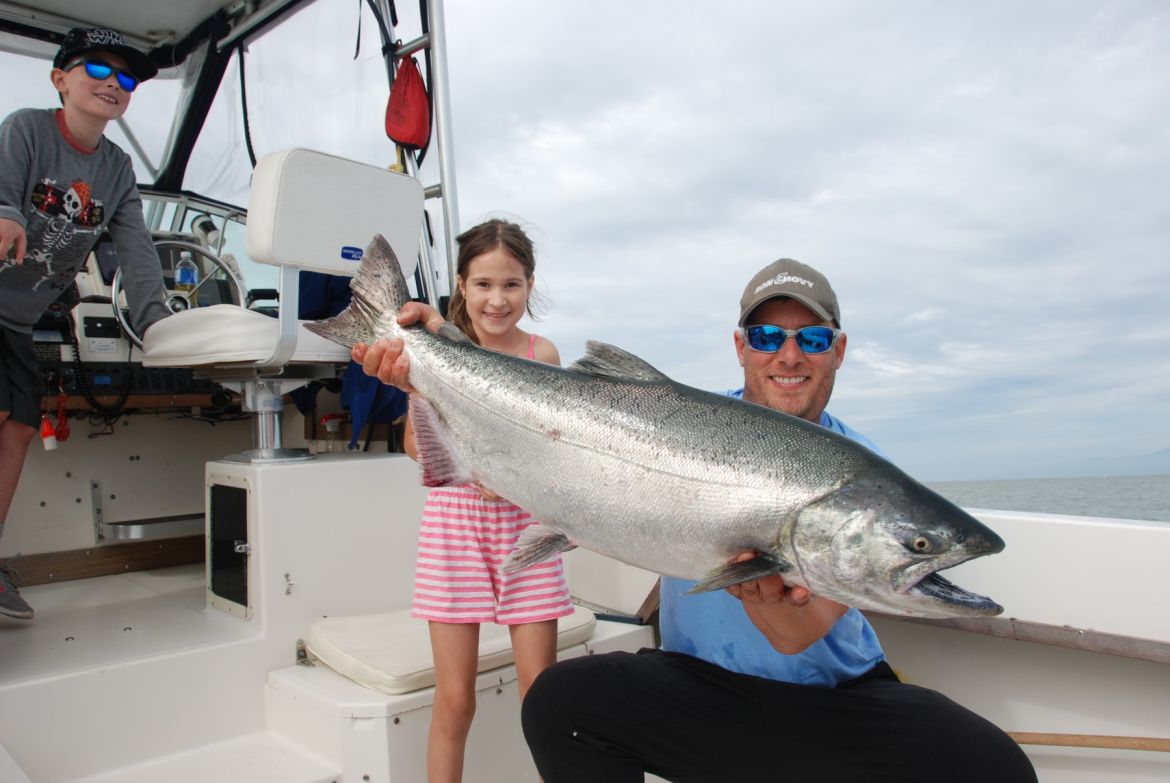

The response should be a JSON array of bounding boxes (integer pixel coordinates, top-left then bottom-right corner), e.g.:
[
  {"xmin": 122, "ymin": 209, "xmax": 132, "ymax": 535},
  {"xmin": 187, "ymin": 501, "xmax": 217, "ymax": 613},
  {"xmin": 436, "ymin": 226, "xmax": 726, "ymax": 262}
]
[
  {"xmin": 3, "ymin": 0, "xmax": 1167, "ymax": 481},
  {"xmin": 446, "ymin": 1, "xmax": 1170, "ymax": 481}
]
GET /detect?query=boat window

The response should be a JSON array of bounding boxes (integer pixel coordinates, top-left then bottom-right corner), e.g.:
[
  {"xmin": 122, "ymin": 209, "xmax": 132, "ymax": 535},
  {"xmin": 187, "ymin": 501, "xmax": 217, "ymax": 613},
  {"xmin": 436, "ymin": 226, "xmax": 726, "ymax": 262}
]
[
  {"xmin": 138, "ymin": 192, "xmax": 271, "ymax": 293},
  {"xmin": 185, "ymin": 0, "xmax": 406, "ymax": 208}
]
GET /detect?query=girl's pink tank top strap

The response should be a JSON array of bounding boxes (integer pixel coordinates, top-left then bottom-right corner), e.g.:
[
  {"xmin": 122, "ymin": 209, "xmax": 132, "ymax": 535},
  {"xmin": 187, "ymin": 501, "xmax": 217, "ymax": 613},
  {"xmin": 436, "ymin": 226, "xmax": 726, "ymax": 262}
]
[{"xmin": 527, "ymin": 333, "xmax": 537, "ymax": 360}]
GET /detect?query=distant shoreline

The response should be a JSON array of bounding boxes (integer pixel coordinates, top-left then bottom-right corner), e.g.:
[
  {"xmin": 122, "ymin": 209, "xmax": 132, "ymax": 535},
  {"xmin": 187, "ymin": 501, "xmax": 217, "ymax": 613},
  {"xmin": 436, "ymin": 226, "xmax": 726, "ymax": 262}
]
[{"xmin": 926, "ymin": 474, "xmax": 1170, "ymax": 524}]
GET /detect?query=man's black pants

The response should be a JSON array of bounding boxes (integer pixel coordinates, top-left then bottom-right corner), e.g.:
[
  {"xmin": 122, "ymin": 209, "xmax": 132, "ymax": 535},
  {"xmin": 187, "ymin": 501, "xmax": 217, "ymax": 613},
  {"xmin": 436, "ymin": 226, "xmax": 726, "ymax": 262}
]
[{"xmin": 521, "ymin": 648, "xmax": 1036, "ymax": 783}]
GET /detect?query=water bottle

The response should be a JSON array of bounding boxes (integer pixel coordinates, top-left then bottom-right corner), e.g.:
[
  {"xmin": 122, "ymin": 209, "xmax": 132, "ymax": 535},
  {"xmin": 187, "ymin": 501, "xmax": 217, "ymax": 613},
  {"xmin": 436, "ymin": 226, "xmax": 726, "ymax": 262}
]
[{"xmin": 175, "ymin": 250, "xmax": 200, "ymax": 306}]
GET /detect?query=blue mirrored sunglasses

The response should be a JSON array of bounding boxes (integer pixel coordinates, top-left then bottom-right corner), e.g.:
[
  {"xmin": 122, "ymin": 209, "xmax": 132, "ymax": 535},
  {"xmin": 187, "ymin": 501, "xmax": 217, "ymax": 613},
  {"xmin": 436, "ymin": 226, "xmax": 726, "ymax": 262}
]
[
  {"xmin": 742, "ymin": 324, "xmax": 841, "ymax": 354},
  {"xmin": 67, "ymin": 58, "xmax": 139, "ymax": 92}
]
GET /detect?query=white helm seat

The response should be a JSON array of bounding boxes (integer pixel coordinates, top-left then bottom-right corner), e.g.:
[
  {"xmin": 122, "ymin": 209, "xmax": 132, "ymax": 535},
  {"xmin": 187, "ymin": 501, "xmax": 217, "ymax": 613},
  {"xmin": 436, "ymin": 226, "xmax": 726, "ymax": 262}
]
[
  {"xmin": 140, "ymin": 148, "xmax": 425, "ymax": 460},
  {"xmin": 142, "ymin": 305, "xmax": 351, "ymax": 366}
]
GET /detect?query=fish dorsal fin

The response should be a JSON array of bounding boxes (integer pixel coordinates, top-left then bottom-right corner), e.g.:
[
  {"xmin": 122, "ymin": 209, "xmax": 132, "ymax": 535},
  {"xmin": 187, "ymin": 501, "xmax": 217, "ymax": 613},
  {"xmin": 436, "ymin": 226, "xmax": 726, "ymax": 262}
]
[
  {"xmin": 409, "ymin": 395, "xmax": 475, "ymax": 487},
  {"xmin": 568, "ymin": 341, "xmax": 669, "ymax": 382},
  {"xmin": 436, "ymin": 321, "xmax": 472, "ymax": 344}
]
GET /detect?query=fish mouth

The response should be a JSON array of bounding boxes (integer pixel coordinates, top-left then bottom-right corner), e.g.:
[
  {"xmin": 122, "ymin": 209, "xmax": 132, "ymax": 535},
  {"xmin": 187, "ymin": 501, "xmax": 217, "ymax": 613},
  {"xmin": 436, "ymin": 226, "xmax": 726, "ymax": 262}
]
[
  {"xmin": 890, "ymin": 530, "xmax": 1005, "ymax": 617},
  {"xmin": 908, "ymin": 570, "xmax": 1003, "ymax": 615}
]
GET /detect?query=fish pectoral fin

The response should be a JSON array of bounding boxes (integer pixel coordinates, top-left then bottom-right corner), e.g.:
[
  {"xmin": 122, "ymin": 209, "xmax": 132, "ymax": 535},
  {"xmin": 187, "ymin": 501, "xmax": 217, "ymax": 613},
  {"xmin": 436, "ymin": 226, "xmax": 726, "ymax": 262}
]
[
  {"xmin": 504, "ymin": 524, "xmax": 574, "ymax": 573},
  {"xmin": 410, "ymin": 396, "xmax": 475, "ymax": 487},
  {"xmin": 687, "ymin": 553, "xmax": 793, "ymax": 594}
]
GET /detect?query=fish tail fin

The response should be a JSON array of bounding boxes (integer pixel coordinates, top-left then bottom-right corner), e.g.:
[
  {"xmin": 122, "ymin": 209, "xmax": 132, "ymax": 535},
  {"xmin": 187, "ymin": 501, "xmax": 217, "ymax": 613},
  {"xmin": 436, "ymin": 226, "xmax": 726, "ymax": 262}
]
[
  {"xmin": 410, "ymin": 396, "xmax": 475, "ymax": 487},
  {"xmin": 688, "ymin": 552, "xmax": 792, "ymax": 594},
  {"xmin": 504, "ymin": 524, "xmax": 575, "ymax": 573},
  {"xmin": 304, "ymin": 233, "xmax": 412, "ymax": 348}
]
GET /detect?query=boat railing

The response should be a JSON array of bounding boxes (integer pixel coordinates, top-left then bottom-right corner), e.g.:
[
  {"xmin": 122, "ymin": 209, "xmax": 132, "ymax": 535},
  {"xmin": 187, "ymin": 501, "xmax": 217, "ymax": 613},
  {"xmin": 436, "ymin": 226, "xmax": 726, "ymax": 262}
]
[
  {"xmin": 864, "ymin": 611, "xmax": 1170, "ymax": 666},
  {"xmin": 1007, "ymin": 732, "xmax": 1170, "ymax": 753}
]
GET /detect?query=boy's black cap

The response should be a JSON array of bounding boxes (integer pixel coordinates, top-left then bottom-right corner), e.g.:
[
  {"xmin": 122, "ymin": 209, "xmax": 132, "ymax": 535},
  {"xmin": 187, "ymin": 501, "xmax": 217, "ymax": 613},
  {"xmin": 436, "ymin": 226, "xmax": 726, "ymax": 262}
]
[{"xmin": 53, "ymin": 28, "xmax": 158, "ymax": 82}]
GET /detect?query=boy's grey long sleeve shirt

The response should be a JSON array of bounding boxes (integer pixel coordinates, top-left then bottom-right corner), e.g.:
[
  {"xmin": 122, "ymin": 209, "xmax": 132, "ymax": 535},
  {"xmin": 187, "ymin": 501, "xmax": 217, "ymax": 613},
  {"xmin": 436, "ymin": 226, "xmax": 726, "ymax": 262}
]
[{"xmin": 0, "ymin": 108, "xmax": 168, "ymax": 334}]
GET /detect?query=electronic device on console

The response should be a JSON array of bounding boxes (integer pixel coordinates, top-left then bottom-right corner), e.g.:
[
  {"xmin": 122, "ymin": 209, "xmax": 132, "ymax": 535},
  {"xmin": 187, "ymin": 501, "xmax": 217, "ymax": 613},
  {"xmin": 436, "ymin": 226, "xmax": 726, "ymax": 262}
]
[{"xmin": 32, "ymin": 234, "xmax": 234, "ymax": 408}]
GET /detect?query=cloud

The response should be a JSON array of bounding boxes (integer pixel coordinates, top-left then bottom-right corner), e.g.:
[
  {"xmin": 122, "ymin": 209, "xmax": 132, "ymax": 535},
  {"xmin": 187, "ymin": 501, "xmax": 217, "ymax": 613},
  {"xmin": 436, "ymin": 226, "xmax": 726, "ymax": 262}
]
[{"xmin": 439, "ymin": 1, "xmax": 1170, "ymax": 480}]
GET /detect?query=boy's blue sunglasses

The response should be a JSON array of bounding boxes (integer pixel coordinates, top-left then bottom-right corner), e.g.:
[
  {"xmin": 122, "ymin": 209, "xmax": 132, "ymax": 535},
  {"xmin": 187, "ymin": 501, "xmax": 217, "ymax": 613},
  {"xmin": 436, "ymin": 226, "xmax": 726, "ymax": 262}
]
[
  {"xmin": 66, "ymin": 58, "xmax": 140, "ymax": 92},
  {"xmin": 742, "ymin": 324, "xmax": 841, "ymax": 354}
]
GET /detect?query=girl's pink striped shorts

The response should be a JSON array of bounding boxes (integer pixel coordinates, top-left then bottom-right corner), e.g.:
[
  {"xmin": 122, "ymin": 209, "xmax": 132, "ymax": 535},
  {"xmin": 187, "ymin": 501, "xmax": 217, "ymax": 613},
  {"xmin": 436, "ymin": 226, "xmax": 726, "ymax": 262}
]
[{"xmin": 412, "ymin": 484, "xmax": 574, "ymax": 625}]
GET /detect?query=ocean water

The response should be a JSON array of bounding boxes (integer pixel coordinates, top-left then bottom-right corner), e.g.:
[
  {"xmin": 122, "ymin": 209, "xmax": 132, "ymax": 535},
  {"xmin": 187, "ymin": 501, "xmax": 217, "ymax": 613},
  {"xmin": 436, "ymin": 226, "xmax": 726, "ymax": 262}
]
[{"xmin": 925, "ymin": 474, "xmax": 1170, "ymax": 523}]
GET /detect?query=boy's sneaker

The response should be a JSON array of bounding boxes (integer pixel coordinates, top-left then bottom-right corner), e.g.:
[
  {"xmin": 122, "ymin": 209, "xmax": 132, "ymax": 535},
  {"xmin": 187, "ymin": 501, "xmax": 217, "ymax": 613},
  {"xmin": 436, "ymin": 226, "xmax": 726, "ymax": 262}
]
[{"xmin": 0, "ymin": 558, "xmax": 34, "ymax": 620}]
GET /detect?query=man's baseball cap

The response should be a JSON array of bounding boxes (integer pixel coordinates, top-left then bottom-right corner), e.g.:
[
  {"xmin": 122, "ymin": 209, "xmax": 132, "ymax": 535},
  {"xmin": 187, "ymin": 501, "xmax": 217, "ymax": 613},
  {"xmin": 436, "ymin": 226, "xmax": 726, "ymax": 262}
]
[
  {"xmin": 53, "ymin": 28, "xmax": 158, "ymax": 83},
  {"xmin": 738, "ymin": 258, "xmax": 841, "ymax": 327}
]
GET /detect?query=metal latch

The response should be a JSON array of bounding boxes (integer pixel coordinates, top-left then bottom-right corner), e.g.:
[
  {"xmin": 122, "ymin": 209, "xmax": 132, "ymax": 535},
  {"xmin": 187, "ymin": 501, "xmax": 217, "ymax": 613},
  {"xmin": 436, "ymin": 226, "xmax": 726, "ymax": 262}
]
[
  {"xmin": 233, "ymin": 540, "xmax": 251, "ymax": 554},
  {"xmin": 91, "ymin": 479, "xmax": 105, "ymax": 543}
]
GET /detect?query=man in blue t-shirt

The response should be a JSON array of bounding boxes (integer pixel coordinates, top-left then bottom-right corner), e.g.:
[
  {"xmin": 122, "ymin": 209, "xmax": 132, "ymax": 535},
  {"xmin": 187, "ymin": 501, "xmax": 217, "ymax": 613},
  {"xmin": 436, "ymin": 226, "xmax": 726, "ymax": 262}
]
[
  {"xmin": 353, "ymin": 258, "xmax": 1035, "ymax": 782},
  {"xmin": 520, "ymin": 258, "xmax": 1035, "ymax": 782}
]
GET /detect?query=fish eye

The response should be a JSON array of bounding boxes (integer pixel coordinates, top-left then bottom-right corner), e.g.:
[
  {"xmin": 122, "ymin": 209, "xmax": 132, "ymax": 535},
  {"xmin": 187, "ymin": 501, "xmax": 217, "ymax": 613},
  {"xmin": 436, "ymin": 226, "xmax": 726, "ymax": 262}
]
[{"xmin": 910, "ymin": 534, "xmax": 936, "ymax": 554}]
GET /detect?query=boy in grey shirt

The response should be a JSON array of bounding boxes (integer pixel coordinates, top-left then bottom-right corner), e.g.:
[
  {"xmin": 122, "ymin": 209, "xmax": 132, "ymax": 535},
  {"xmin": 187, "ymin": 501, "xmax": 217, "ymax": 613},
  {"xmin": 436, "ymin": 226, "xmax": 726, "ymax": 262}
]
[{"xmin": 0, "ymin": 28, "xmax": 169, "ymax": 619}]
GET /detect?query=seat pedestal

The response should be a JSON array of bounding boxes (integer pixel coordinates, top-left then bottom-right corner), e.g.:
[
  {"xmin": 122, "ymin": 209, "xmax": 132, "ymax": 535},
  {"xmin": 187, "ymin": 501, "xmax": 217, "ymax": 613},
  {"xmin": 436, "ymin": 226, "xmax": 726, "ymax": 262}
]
[{"xmin": 221, "ymin": 377, "xmax": 316, "ymax": 463}]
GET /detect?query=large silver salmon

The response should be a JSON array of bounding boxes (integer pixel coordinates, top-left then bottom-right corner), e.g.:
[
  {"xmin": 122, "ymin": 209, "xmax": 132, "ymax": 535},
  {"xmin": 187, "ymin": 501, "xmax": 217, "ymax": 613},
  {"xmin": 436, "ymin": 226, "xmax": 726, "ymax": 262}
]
[{"xmin": 306, "ymin": 235, "xmax": 1005, "ymax": 618}]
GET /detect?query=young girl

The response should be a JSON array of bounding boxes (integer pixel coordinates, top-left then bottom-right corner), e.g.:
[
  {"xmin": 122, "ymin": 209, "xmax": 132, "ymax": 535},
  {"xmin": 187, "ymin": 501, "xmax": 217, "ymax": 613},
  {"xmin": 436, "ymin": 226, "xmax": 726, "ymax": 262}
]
[{"xmin": 402, "ymin": 219, "xmax": 572, "ymax": 782}]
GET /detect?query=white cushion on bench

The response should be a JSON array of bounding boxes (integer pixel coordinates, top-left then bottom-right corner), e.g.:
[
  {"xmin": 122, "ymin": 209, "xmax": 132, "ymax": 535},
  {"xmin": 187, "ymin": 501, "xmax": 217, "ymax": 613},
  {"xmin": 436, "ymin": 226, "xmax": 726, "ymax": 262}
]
[
  {"xmin": 141, "ymin": 304, "xmax": 350, "ymax": 366},
  {"xmin": 306, "ymin": 605, "xmax": 597, "ymax": 695}
]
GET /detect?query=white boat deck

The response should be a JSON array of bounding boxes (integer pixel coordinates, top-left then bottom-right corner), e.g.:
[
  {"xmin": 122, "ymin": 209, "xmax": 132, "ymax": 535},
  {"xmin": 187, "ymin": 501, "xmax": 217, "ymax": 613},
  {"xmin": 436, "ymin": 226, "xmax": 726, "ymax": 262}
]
[
  {"xmin": 72, "ymin": 733, "xmax": 338, "ymax": 783},
  {"xmin": 0, "ymin": 564, "xmax": 346, "ymax": 783},
  {"xmin": 0, "ymin": 452, "xmax": 659, "ymax": 783},
  {"xmin": 0, "ymin": 565, "xmax": 252, "ymax": 687},
  {"xmin": 0, "ymin": 564, "xmax": 657, "ymax": 783}
]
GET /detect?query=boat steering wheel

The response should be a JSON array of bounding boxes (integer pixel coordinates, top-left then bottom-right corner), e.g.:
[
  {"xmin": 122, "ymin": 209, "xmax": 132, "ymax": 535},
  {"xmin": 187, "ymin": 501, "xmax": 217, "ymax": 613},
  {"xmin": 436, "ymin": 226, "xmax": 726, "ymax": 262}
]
[{"xmin": 111, "ymin": 239, "xmax": 247, "ymax": 349}]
